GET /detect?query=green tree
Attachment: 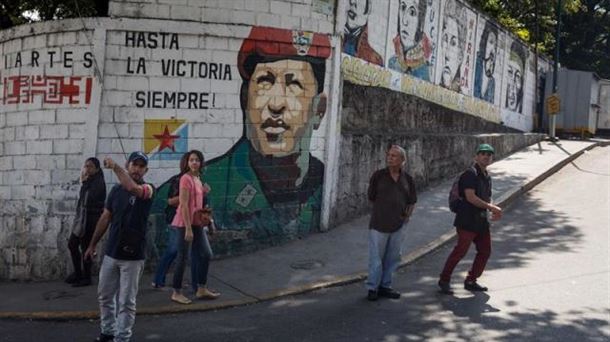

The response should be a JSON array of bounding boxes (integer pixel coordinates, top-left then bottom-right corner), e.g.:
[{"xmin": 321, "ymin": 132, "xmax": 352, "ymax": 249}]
[
  {"xmin": 468, "ymin": 0, "xmax": 609, "ymax": 79},
  {"xmin": 0, "ymin": 0, "xmax": 107, "ymax": 29}
]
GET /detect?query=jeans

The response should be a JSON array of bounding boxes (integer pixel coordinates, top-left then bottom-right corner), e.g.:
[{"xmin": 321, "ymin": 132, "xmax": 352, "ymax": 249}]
[
  {"xmin": 153, "ymin": 226, "xmax": 178, "ymax": 287},
  {"xmin": 98, "ymin": 256, "xmax": 144, "ymax": 342},
  {"xmin": 172, "ymin": 226, "xmax": 213, "ymax": 290},
  {"xmin": 366, "ymin": 226, "xmax": 405, "ymax": 291},
  {"xmin": 440, "ymin": 228, "xmax": 491, "ymax": 283}
]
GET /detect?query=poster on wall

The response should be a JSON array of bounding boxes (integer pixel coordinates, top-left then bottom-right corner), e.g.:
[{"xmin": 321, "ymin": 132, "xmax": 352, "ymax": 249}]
[
  {"xmin": 473, "ymin": 18, "xmax": 505, "ymax": 106},
  {"xmin": 386, "ymin": 0, "xmax": 441, "ymax": 82},
  {"xmin": 502, "ymin": 36, "xmax": 529, "ymax": 114},
  {"xmin": 343, "ymin": 0, "xmax": 388, "ymax": 66},
  {"xmin": 434, "ymin": 0, "xmax": 475, "ymax": 95}
]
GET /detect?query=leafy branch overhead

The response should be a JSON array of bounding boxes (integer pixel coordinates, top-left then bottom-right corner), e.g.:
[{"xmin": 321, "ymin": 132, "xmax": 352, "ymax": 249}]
[{"xmin": 468, "ymin": 0, "xmax": 610, "ymax": 78}]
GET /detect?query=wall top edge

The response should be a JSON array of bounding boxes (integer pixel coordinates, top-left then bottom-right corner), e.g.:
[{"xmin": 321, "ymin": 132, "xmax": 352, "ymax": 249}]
[{"xmin": 0, "ymin": 17, "xmax": 341, "ymax": 44}]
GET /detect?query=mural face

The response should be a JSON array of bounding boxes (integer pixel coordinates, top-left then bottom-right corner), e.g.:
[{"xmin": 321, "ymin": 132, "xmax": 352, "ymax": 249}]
[
  {"xmin": 474, "ymin": 21, "xmax": 500, "ymax": 103},
  {"xmin": 345, "ymin": 0, "xmax": 370, "ymax": 30},
  {"xmin": 398, "ymin": 0, "xmax": 422, "ymax": 49},
  {"xmin": 343, "ymin": 0, "xmax": 384, "ymax": 66},
  {"xmin": 246, "ymin": 60, "xmax": 321, "ymax": 157},
  {"xmin": 203, "ymin": 27, "xmax": 330, "ymax": 250},
  {"xmin": 437, "ymin": 0, "xmax": 466, "ymax": 92},
  {"xmin": 505, "ymin": 41, "xmax": 526, "ymax": 113},
  {"xmin": 388, "ymin": 0, "xmax": 432, "ymax": 81}
]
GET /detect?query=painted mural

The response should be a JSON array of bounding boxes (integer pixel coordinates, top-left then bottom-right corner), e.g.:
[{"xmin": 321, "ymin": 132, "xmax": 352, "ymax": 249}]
[
  {"xmin": 473, "ymin": 19, "xmax": 503, "ymax": 105},
  {"xmin": 435, "ymin": 0, "xmax": 470, "ymax": 93},
  {"xmin": 387, "ymin": 0, "xmax": 435, "ymax": 81},
  {"xmin": 204, "ymin": 27, "xmax": 330, "ymax": 248},
  {"xmin": 339, "ymin": 0, "xmax": 550, "ymax": 132},
  {"xmin": 1, "ymin": 48, "xmax": 95, "ymax": 109},
  {"xmin": 342, "ymin": 53, "xmax": 501, "ymax": 123},
  {"xmin": 504, "ymin": 38, "xmax": 528, "ymax": 114},
  {"xmin": 343, "ymin": 0, "xmax": 384, "ymax": 66},
  {"xmin": 140, "ymin": 27, "xmax": 331, "ymax": 253}
]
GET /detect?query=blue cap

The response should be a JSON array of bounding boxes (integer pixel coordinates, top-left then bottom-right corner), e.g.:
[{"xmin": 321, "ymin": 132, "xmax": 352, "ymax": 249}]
[{"xmin": 128, "ymin": 151, "xmax": 148, "ymax": 165}]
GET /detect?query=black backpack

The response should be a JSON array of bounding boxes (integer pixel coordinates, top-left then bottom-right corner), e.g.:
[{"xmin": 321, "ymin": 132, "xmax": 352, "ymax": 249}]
[
  {"xmin": 448, "ymin": 166, "xmax": 477, "ymax": 213},
  {"xmin": 164, "ymin": 174, "xmax": 181, "ymax": 224}
]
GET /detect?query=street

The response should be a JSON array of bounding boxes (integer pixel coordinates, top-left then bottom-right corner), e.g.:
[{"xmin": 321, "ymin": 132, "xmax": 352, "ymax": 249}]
[{"xmin": 2, "ymin": 145, "xmax": 609, "ymax": 342}]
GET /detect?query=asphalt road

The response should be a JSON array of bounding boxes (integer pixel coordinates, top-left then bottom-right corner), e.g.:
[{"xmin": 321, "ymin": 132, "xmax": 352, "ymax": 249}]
[{"xmin": 2, "ymin": 146, "xmax": 609, "ymax": 342}]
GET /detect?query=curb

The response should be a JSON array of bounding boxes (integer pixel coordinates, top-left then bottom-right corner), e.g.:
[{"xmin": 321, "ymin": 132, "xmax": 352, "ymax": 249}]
[{"xmin": 2, "ymin": 141, "xmax": 606, "ymax": 321}]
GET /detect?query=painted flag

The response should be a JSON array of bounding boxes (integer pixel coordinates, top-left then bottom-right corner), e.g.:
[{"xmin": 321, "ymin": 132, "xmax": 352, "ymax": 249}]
[{"xmin": 144, "ymin": 119, "xmax": 188, "ymax": 160}]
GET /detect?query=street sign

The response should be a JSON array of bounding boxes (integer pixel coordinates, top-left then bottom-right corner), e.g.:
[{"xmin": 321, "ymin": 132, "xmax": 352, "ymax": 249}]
[{"xmin": 547, "ymin": 93, "xmax": 561, "ymax": 115}]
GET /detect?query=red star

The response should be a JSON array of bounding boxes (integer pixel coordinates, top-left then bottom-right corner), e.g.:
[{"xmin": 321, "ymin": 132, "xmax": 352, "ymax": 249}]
[{"xmin": 153, "ymin": 125, "xmax": 180, "ymax": 152}]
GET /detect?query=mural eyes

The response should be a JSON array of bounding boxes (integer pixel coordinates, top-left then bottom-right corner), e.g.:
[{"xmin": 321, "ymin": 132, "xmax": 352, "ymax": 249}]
[
  {"xmin": 256, "ymin": 72, "xmax": 276, "ymax": 89},
  {"xmin": 408, "ymin": 6, "xmax": 417, "ymax": 17},
  {"xmin": 450, "ymin": 36, "xmax": 457, "ymax": 47}
]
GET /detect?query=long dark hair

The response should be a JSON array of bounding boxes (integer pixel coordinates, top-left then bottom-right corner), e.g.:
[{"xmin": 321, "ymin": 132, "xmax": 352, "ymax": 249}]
[
  {"xmin": 181, "ymin": 150, "xmax": 205, "ymax": 175},
  {"xmin": 86, "ymin": 157, "xmax": 101, "ymax": 171}
]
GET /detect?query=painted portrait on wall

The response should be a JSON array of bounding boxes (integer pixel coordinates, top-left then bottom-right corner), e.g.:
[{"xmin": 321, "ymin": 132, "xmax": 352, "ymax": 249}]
[
  {"xmin": 473, "ymin": 19, "xmax": 502, "ymax": 104},
  {"xmin": 203, "ymin": 27, "xmax": 331, "ymax": 249},
  {"xmin": 388, "ymin": 0, "xmax": 432, "ymax": 81},
  {"xmin": 504, "ymin": 39, "xmax": 527, "ymax": 113},
  {"xmin": 435, "ymin": 0, "xmax": 468, "ymax": 93},
  {"xmin": 343, "ymin": 0, "xmax": 384, "ymax": 66}
]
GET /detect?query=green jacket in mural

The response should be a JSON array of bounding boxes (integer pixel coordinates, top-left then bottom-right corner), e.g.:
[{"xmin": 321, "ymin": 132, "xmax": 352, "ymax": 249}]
[{"xmin": 204, "ymin": 137, "xmax": 323, "ymax": 247}]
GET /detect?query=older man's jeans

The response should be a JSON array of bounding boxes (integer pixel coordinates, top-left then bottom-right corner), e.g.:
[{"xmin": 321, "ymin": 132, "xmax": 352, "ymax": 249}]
[
  {"xmin": 98, "ymin": 256, "xmax": 144, "ymax": 342},
  {"xmin": 366, "ymin": 225, "xmax": 405, "ymax": 291}
]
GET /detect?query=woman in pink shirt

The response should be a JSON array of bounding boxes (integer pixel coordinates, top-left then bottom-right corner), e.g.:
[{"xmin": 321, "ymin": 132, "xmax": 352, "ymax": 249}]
[{"xmin": 171, "ymin": 150, "xmax": 220, "ymax": 304}]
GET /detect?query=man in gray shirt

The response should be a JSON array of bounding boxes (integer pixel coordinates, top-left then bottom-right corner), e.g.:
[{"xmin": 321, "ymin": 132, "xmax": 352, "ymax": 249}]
[{"xmin": 366, "ymin": 145, "xmax": 417, "ymax": 301}]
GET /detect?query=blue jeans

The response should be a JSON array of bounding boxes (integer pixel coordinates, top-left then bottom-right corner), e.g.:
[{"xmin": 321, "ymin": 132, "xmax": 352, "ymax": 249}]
[
  {"xmin": 98, "ymin": 256, "xmax": 144, "ymax": 342},
  {"xmin": 366, "ymin": 226, "xmax": 405, "ymax": 291},
  {"xmin": 172, "ymin": 226, "xmax": 213, "ymax": 290},
  {"xmin": 153, "ymin": 226, "xmax": 178, "ymax": 287}
]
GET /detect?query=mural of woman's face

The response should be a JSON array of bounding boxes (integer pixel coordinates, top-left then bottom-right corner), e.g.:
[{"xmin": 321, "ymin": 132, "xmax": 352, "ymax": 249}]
[
  {"xmin": 506, "ymin": 57, "xmax": 524, "ymax": 111},
  {"xmin": 399, "ymin": 0, "xmax": 419, "ymax": 50},
  {"xmin": 440, "ymin": 17, "xmax": 461, "ymax": 87},
  {"xmin": 345, "ymin": 0, "xmax": 369, "ymax": 31},
  {"xmin": 484, "ymin": 32, "xmax": 497, "ymax": 77}
]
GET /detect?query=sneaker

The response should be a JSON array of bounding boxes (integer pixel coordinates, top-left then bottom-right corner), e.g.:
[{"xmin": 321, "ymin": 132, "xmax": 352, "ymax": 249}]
[
  {"xmin": 65, "ymin": 273, "xmax": 79, "ymax": 284},
  {"xmin": 367, "ymin": 290, "xmax": 378, "ymax": 301},
  {"xmin": 94, "ymin": 333, "xmax": 114, "ymax": 342},
  {"xmin": 438, "ymin": 280, "xmax": 454, "ymax": 295},
  {"xmin": 72, "ymin": 277, "xmax": 92, "ymax": 287},
  {"xmin": 464, "ymin": 281, "xmax": 488, "ymax": 292},
  {"xmin": 378, "ymin": 287, "xmax": 401, "ymax": 299},
  {"xmin": 151, "ymin": 282, "xmax": 164, "ymax": 290},
  {"xmin": 196, "ymin": 287, "xmax": 220, "ymax": 300}
]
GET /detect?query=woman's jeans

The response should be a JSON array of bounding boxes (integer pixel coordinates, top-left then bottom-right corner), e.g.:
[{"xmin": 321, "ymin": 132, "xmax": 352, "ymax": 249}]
[
  {"xmin": 172, "ymin": 226, "xmax": 213, "ymax": 291},
  {"xmin": 153, "ymin": 226, "xmax": 178, "ymax": 287}
]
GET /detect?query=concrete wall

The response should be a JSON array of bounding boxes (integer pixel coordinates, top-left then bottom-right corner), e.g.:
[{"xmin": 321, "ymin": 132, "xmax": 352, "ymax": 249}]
[
  {"xmin": 0, "ymin": 0, "xmax": 546, "ymax": 280},
  {"xmin": 0, "ymin": 0, "xmax": 341, "ymax": 279},
  {"xmin": 332, "ymin": 82, "xmax": 544, "ymax": 226}
]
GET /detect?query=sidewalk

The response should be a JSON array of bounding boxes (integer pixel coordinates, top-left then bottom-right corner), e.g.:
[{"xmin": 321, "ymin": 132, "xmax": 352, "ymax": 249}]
[{"xmin": 0, "ymin": 139, "xmax": 606, "ymax": 320}]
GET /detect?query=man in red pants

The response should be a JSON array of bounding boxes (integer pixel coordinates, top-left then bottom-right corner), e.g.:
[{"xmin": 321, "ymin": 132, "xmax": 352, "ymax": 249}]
[{"xmin": 438, "ymin": 144, "xmax": 502, "ymax": 294}]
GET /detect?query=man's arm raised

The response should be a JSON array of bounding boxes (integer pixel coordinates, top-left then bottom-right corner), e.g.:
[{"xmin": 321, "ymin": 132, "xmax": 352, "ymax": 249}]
[{"xmin": 103, "ymin": 157, "xmax": 153, "ymax": 199}]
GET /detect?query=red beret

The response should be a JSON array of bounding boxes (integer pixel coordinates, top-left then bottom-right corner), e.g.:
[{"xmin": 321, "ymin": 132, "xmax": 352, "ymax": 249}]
[{"xmin": 238, "ymin": 26, "xmax": 331, "ymax": 80}]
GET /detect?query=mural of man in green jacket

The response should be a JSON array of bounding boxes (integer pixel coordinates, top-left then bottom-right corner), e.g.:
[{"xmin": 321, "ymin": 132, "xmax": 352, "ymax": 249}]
[{"xmin": 204, "ymin": 26, "xmax": 331, "ymax": 254}]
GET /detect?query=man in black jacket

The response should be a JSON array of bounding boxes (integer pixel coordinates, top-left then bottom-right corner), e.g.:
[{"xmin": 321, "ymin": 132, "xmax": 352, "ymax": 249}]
[{"xmin": 438, "ymin": 144, "xmax": 503, "ymax": 294}]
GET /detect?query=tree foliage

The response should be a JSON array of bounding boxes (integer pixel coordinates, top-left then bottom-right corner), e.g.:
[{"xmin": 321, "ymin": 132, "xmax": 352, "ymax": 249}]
[
  {"xmin": 0, "ymin": 0, "xmax": 107, "ymax": 29},
  {"xmin": 468, "ymin": 0, "xmax": 610, "ymax": 79}
]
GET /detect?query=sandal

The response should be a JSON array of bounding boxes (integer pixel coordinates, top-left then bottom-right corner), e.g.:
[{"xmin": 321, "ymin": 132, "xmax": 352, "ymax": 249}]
[{"xmin": 171, "ymin": 293, "xmax": 192, "ymax": 305}]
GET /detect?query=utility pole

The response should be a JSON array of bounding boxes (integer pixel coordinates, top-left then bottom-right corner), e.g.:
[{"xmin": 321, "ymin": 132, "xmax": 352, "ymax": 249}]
[{"xmin": 550, "ymin": 0, "xmax": 561, "ymax": 140}]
